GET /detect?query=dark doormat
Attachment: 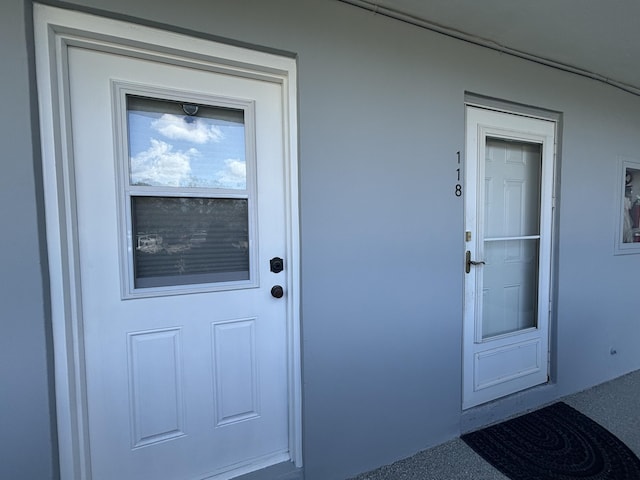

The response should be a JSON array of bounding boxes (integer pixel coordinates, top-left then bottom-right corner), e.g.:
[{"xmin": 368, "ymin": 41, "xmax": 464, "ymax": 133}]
[{"xmin": 461, "ymin": 402, "xmax": 640, "ymax": 479}]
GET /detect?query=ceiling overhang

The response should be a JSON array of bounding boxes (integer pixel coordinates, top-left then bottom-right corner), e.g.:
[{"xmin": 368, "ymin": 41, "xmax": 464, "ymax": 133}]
[{"xmin": 339, "ymin": 0, "xmax": 640, "ymax": 96}]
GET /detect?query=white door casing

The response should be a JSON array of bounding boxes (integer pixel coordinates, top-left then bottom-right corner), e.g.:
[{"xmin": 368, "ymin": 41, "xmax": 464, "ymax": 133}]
[
  {"xmin": 34, "ymin": 5, "xmax": 301, "ymax": 480},
  {"xmin": 463, "ymin": 106, "xmax": 555, "ymax": 409}
]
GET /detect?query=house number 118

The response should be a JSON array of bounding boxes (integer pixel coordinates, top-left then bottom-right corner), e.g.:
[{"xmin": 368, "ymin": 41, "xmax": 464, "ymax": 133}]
[{"xmin": 455, "ymin": 151, "xmax": 462, "ymax": 197}]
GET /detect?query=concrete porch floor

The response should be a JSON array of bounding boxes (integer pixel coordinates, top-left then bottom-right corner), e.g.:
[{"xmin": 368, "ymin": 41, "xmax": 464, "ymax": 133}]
[
  {"xmin": 235, "ymin": 369, "xmax": 640, "ymax": 480},
  {"xmin": 349, "ymin": 369, "xmax": 640, "ymax": 479}
]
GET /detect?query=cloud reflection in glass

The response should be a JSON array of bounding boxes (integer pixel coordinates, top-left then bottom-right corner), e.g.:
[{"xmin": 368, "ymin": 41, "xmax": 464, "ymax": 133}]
[{"xmin": 127, "ymin": 96, "xmax": 246, "ymax": 189}]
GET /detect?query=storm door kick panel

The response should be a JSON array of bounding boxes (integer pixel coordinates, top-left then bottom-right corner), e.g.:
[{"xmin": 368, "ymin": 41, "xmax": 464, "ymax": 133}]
[
  {"xmin": 463, "ymin": 106, "xmax": 555, "ymax": 409},
  {"xmin": 68, "ymin": 47, "xmax": 290, "ymax": 479}
]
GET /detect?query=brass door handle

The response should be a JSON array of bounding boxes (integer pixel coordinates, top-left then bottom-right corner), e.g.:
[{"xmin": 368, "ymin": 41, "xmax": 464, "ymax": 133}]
[{"xmin": 465, "ymin": 250, "xmax": 486, "ymax": 274}]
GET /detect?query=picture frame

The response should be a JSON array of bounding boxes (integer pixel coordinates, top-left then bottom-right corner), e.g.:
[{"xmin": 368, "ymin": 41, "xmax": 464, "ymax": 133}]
[{"xmin": 615, "ymin": 156, "xmax": 640, "ymax": 254}]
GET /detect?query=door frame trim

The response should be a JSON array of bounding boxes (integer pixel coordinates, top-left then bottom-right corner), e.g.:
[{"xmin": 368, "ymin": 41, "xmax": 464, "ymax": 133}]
[{"xmin": 33, "ymin": 5, "xmax": 302, "ymax": 478}]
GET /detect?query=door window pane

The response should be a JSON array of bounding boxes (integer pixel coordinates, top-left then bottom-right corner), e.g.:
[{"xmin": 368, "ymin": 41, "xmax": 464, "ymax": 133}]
[
  {"xmin": 482, "ymin": 239, "xmax": 539, "ymax": 338},
  {"xmin": 127, "ymin": 96, "xmax": 246, "ymax": 189},
  {"xmin": 484, "ymin": 139, "xmax": 541, "ymax": 238},
  {"xmin": 132, "ymin": 197, "xmax": 249, "ymax": 288}
]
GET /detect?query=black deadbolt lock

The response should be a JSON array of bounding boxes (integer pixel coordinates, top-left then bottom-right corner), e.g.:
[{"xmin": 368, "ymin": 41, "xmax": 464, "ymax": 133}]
[{"xmin": 270, "ymin": 257, "xmax": 284, "ymax": 273}]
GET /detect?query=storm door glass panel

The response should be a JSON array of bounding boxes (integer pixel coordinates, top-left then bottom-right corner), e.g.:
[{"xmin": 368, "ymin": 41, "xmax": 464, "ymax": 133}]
[
  {"xmin": 125, "ymin": 95, "xmax": 251, "ymax": 289},
  {"xmin": 482, "ymin": 138, "xmax": 542, "ymax": 338}
]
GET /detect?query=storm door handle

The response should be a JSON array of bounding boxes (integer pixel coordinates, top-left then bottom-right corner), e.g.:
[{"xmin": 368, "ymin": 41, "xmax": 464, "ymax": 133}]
[{"xmin": 465, "ymin": 250, "xmax": 486, "ymax": 274}]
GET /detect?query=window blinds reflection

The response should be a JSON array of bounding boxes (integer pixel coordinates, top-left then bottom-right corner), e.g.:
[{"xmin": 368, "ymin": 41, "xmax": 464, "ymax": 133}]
[{"xmin": 132, "ymin": 196, "xmax": 250, "ymax": 288}]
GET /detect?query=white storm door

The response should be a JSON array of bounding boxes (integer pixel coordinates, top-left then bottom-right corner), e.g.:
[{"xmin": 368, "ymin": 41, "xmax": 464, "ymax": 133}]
[
  {"xmin": 463, "ymin": 106, "xmax": 555, "ymax": 409},
  {"xmin": 67, "ymin": 45, "xmax": 290, "ymax": 479}
]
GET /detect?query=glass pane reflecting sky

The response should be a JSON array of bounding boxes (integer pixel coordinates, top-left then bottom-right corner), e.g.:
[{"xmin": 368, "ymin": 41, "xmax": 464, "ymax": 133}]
[{"xmin": 127, "ymin": 97, "xmax": 246, "ymax": 189}]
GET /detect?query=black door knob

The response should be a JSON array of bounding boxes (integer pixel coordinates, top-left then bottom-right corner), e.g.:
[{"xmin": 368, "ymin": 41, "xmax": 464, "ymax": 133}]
[{"xmin": 271, "ymin": 285, "xmax": 284, "ymax": 298}]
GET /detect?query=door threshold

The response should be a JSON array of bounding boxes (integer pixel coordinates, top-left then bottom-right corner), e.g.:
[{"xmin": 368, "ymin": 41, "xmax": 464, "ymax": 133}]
[{"xmin": 234, "ymin": 461, "xmax": 303, "ymax": 480}]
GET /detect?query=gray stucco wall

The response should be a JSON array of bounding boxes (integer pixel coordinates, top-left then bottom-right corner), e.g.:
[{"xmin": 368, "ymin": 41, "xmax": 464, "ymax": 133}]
[
  {"xmin": 0, "ymin": 1, "xmax": 57, "ymax": 479},
  {"xmin": 5, "ymin": 0, "xmax": 640, "ymax": 479}
]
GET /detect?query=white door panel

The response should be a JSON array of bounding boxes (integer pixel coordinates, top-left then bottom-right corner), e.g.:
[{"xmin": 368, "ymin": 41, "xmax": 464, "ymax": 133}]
[
  {"xmin": 463, "ymin": 107, "xmax": 555, "ymax": 409},
  {"xmin": 68, "ymin": 46, "xmax": 289, "ymax": 479}
]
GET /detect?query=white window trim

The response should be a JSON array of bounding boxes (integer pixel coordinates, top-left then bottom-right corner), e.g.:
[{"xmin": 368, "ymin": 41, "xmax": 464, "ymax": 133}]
[
  {"xmin": 615, "ymin": 156, "xmax": 640, "ymax": 255},
  {"xmin": 33, "ymin": 4, "xmax": 301, "ymax": 478},
  {"xmin": 112, "ymin": 82, "xmax": 260, "ymax": 298}
]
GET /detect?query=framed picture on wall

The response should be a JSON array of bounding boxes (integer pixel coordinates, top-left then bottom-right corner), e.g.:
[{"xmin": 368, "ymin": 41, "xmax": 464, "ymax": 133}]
[{"xmin": 615, "ymin": 156, "xmax": 640, "ymax": 254}]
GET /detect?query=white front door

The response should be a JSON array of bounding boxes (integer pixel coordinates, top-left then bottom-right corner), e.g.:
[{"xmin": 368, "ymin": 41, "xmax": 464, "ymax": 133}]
[
  {"xmin": 65, "ymin": 41, "xmax": 291, "ymax": 479},
  {"xmin": 463, "ymin": 106, "xmax": 555, "ymax": 409}
]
